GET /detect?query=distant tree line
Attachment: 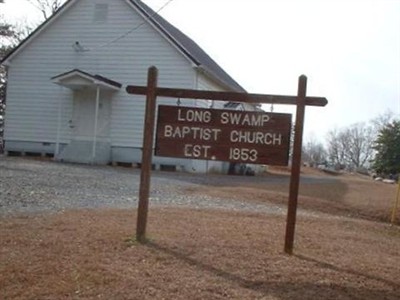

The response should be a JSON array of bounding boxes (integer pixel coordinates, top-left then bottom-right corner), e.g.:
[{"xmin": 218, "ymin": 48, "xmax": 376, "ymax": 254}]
[{"xmin": 302, "ymin": 112, "xmax": 399, "ymax": 178}]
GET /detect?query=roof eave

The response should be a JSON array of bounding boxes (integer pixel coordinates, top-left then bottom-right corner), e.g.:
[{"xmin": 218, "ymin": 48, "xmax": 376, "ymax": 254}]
[
  {"xmin": 195, "ymin": 65, "xmax": 246, "ymax": 93},
  {"xmin": 127, "ymin": 0, "xmax": 200, "ymax": 66}
]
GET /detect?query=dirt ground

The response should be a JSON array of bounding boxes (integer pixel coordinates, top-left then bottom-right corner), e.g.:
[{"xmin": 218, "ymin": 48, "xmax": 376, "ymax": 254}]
[{"xmin": 1, "ymin": 163, "xmax": 399, "ymax": 299}]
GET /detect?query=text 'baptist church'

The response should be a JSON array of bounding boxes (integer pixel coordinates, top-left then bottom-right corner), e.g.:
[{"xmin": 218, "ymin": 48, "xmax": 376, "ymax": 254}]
[{"xmin": 156, "ymin": 106, "xmax": 292, "ymax": 165}]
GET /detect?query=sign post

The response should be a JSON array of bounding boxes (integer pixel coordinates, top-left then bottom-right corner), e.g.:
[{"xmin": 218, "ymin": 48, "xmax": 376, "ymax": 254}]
[
  {"xmin": 136, "ymin": 66, "xmax": 158, "ymax": 242},
  {"xmin": 127, "ymin": 67, "xmax": 327, "ymax": 252},
  {"xmin": 284, "ymin": 75, "xmax": 307, "ymax": 254},
  {"xmin": 391, "ymin": 182, "xmax": 400, "ymax": 224}
]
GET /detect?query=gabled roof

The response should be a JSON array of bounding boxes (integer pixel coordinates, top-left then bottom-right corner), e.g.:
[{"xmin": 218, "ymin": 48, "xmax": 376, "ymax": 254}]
[{"xmin": 1, "ymin": 0, "xmax": 246, "ymax": 92}]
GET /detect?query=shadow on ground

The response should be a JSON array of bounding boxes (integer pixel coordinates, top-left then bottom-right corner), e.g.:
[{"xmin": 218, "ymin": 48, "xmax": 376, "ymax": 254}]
[{"xmin": 145, "ymin": 240, "xmax": 399, "ymax": 300}]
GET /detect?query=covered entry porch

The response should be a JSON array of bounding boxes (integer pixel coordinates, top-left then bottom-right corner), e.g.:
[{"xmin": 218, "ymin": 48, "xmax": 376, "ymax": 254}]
[{"xmin": 52, "ymin": 69, "xmax": 121, "ymax": 164}]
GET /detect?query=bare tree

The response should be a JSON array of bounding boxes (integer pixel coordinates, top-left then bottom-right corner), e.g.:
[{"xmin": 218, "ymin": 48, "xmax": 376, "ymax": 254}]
[
  {"xmin": 326, "ymin": 129, "xmax": 347, "ymax": 169},
  {"xmin": 302, "ymin": 136, "xmax": 327, "ymax": 167},
  {"xmin": 345, "ymin": 123, "xmax": 374, "ymax": 169},
  {"xmin": 327, "ymin": 123, "xmax": 374, "ymax": 170},
  {"xmin": 26, "ymin": 0, "xmax": 66, "ymax": 20}
]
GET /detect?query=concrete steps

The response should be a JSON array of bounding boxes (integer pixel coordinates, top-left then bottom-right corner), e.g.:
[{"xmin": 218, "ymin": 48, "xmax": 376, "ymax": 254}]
[{"xmin": 58, "ymin": 140, "xmax": 110, "ymax": 164}]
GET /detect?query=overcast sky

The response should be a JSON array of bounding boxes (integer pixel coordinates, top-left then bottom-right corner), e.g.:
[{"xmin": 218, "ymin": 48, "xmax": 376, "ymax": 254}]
[{"xmin": 2, "ymin": 0, "xmax": 399, "ymax": 142}]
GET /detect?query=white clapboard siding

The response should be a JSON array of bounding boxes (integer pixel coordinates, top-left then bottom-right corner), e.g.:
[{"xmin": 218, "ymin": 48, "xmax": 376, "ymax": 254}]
[
  {"xmin": 196, "ymin": 73, "xmax": 227, "ymax": 109},
  {"xmin": 189, "ymin": 73, "xmax": 229, "ymax": 173},
  {"xmin": 5, "ymin": 0, "xmax": 196, "ymax": 147}
]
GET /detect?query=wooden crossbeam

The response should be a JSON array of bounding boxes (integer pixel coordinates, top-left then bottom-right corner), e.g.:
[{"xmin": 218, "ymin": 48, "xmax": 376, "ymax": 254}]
[{"xmin": 126, "ymin": 85, "xmax": 328, "ymax": 107}]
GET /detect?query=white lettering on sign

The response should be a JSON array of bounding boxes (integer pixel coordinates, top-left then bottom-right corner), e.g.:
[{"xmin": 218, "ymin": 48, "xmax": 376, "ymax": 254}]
[
  {"xmin": 156, "ymin": 106, "xmax": 291, "ymax": 165},
  {"xmin": 184, "ymin": 144, "xmax": 211, "ymax": 158},
  {"xmin": 220, "ymin": 112, "xmax": 270, "ymax": 127},
  {"xmin": 178, "ymin": 109, "xmax": 211, "ymax": 123},
  {"xmin": 229, "ymin": 148, "xmax": 258, "ymax": 162},
  {"xmin": 230, "ymin": 130, "xmax": 282, "ymax": 145},
  {"xmin": 164, "ymin": 125, "xmax": 221, "ymax": 141}
]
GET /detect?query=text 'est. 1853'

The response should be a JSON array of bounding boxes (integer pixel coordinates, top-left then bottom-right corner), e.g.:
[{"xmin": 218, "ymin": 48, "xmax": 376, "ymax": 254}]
[{"xmin": 155, "ymin": 105, "xmax": 292, "ymax": 165}]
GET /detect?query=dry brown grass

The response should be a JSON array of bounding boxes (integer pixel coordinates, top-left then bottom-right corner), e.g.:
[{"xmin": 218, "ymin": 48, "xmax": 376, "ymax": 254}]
[
  {"xmin": 185, "ymin": 169, "xmax": 399, "ymax": 223},
  {"xmin": 1, "ymin": 167, "xmax": 399, "ymax": 299},
  {"xmin": 1, "ymin": 208, "xmax": 399, "ymax": 299}
]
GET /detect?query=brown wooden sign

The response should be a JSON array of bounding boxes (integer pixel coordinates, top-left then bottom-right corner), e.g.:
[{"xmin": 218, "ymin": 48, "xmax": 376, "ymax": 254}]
[
  {"xmin": 127, "ymin": 66, "xmax": 328, "ymax": 254},
  {"xmin": 156, "ymin": 105, "xmax": 292, "ymax": 165}
]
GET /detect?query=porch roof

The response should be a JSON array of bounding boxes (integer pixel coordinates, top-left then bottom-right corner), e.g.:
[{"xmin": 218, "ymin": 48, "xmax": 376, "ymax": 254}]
[{"xmin": 51, "ymin": 69, "xmax": 122, "ymax": 91}]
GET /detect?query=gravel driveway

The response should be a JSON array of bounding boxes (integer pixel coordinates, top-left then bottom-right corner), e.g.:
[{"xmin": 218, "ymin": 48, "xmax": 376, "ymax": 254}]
[
  {"xmin": 1, "ymin": 156, "xmax": 289, "ymax": 216},
  {"xmin": 0, "ymin": 156, "xmax": 336, "ymax": 216}
]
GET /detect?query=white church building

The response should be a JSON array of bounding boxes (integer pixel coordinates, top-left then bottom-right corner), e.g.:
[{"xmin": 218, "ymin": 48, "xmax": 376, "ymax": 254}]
[{"xmin": 1, "ymin": 0, "xmax": 259, "ymax": 173}]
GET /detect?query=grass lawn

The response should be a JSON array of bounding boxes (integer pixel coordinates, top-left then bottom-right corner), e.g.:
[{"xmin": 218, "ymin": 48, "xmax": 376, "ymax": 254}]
[{"xmin": 1, "ymin": 168, "xmax": 399, "ymax": 299}]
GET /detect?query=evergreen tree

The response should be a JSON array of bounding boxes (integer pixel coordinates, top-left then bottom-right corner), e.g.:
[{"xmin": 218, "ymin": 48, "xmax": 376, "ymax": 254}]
[{"xmin": 372, "ymin": 120, "xmax": 400, "ymax": 176}]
